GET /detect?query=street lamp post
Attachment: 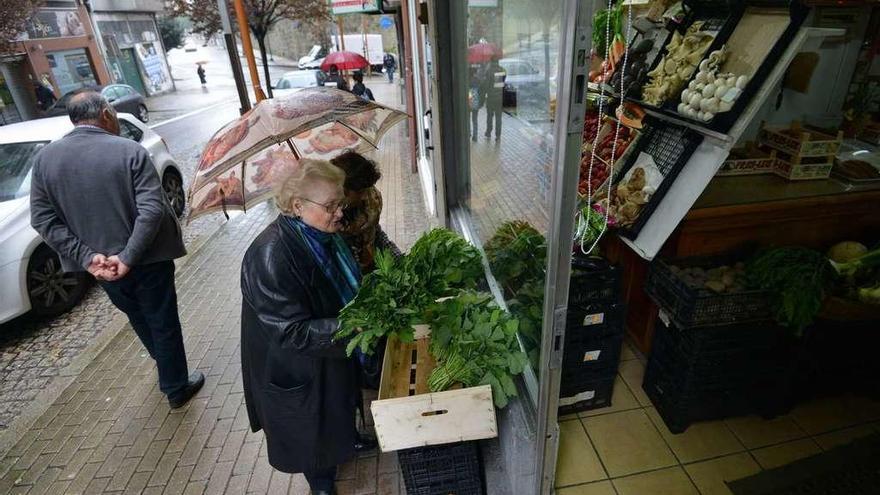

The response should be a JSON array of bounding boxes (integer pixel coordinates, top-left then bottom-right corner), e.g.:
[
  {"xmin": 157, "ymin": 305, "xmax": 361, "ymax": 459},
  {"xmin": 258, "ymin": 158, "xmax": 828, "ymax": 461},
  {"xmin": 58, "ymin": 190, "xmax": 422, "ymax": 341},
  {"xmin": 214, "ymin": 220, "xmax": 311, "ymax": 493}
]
[{"xmin": 217, "ymin": 0, "xmax": 251, "ymax": 113}]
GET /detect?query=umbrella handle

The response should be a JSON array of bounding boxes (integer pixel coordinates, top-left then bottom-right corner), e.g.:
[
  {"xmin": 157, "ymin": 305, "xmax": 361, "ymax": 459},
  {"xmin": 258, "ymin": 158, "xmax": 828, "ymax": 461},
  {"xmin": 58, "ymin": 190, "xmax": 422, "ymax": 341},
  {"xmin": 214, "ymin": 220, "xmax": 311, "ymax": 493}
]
[{"xmin": 220, "ymin": 190, "xmax": 230, "ymax": 220}]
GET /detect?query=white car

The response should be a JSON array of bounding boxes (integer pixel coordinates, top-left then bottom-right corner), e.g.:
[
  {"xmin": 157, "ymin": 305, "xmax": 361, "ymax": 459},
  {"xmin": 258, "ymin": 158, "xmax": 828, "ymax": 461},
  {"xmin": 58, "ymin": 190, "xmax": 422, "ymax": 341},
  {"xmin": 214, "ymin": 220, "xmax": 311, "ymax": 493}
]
[
  {"xmin": 271, "ymin": 70, "xmax": 324, "ymax": 97},
  {"xmin": 0, "ymin": 114, "xmax": 186, "ymax": 324}
]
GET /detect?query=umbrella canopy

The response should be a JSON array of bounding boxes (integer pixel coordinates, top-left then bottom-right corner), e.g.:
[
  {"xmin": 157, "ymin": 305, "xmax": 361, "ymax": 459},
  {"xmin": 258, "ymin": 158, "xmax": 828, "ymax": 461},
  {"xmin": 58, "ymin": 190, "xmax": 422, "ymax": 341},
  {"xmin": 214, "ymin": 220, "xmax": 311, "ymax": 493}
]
[
  {"xmin": 187, "ymin": 87, "xmax": 407, "ymax": 221},
  {"xmin": 320, "ymin": 51, "xmax": 370, "ymax": 72},
  {"xmin": 468, "ymin": 42, "xmax": 502, "ymax": 64}
]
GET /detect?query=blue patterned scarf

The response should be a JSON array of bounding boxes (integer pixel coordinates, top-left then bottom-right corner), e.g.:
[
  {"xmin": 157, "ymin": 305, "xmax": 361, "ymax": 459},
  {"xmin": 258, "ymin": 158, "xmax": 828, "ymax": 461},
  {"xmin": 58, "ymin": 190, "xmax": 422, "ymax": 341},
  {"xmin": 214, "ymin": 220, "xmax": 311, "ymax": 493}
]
[{"xmin": 284, "ymin": 215, "xmax": 361, "ymax": 305}]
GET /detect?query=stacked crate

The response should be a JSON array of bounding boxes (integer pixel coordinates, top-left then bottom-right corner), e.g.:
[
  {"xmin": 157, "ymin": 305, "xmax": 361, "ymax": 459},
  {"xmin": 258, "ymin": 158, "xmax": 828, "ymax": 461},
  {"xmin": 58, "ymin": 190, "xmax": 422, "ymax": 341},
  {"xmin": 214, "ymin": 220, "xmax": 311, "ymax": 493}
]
[
  {"xmin": 559, "ymin": 257, "xmax": 626, "ymax": 416},
  {"xmin": 759, "ymin": 121, "xmax": 843, "ymax": 180},
  {"xmin": 643, "ymin": 255, "xmax": 796, "ymax": 433}
]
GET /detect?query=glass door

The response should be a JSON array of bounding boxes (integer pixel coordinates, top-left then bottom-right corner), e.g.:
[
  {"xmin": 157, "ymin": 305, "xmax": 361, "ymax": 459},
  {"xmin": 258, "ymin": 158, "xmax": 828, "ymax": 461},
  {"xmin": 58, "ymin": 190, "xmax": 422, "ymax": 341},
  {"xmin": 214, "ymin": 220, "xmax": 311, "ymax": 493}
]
[{"xmin": 423, "ymin": 0, "xmax": 591, "ymax": 492}]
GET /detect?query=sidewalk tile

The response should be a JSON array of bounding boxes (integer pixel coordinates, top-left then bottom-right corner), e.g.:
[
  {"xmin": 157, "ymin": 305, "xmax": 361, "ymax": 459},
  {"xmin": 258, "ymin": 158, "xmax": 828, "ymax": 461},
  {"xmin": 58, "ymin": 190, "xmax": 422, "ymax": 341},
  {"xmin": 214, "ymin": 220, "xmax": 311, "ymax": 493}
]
[
  {"xmin": 166, "ymin": 463, "xmax": 196, "ymax": 494},
  {"xmin": 206, "ymin": 460, "xmax": 234, "ymax": 493},
  {"xmin": 137, "ymin": 440, "xmax": 171, "ymax": 473},
  {"xmin": 106, "ymin": 457, "xmax": 140, "ymax": 491}
]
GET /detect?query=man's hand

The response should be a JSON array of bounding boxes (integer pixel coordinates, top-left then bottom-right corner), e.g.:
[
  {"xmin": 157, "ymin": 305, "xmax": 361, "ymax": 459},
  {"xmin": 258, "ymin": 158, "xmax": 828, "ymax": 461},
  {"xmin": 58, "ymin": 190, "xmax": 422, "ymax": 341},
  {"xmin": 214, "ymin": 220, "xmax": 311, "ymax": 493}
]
[
  {"xmin": 104, "ymin": 255, "xmax": 131, "ymax": 281},
  {"xmin": 87, "ymin": 254, "xmax": 114, "ymax": 281}
]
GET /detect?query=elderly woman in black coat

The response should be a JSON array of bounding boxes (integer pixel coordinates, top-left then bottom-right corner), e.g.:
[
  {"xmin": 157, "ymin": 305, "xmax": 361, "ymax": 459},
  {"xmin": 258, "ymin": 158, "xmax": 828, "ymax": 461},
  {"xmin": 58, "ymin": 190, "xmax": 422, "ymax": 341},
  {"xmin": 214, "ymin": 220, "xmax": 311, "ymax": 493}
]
[{"xmin": 240, "ymin": 158, "xmax": 374, "ymax": 495}]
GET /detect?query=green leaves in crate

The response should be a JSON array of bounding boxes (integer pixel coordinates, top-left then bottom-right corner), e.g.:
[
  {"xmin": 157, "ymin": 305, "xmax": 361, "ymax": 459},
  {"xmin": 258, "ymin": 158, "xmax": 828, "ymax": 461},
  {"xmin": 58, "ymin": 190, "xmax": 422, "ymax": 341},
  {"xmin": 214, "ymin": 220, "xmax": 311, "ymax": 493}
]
[
  {"xmin": 335, "ymin": 229, "xmax": 483, "ymax": 357},
  {"xmin": 425, "ymin": 292, "xmax": 530, "ymax": 409},
  {"xmin": 484, "ymin": 221, "xmax": 547, "ymax": 295}
]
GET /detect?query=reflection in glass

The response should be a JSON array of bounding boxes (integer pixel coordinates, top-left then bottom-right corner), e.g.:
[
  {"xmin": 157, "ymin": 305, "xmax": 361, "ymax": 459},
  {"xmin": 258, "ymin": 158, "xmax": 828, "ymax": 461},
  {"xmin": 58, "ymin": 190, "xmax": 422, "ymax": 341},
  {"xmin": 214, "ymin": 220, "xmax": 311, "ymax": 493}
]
[{"xmin": 464, "ymin": 0, "xmax": 564, "ymax": 375}]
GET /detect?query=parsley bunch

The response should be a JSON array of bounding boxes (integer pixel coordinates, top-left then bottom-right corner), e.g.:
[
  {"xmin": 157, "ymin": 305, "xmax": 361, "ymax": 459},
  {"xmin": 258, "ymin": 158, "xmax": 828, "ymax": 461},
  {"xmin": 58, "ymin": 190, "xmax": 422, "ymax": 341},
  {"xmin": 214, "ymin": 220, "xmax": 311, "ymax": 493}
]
[{"xmin": 335, "ymin": 229, "xmax": 483, "ymax": 356}]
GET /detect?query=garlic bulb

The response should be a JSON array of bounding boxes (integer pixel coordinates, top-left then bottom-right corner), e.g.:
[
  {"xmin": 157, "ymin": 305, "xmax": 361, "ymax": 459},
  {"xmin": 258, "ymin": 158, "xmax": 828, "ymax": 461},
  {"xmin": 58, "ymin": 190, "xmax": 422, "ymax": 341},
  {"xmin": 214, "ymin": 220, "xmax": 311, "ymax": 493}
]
[
  {"xmin": 736, "ymin": 75, "xmax": 749, "ymax": 89},
  {"xmin": 702, "ymin": 83, "xmax": 716, "ymax": 99},
  {"xmin": 714, "ymin": 84, "xmax": 728, "ymax": 99}
]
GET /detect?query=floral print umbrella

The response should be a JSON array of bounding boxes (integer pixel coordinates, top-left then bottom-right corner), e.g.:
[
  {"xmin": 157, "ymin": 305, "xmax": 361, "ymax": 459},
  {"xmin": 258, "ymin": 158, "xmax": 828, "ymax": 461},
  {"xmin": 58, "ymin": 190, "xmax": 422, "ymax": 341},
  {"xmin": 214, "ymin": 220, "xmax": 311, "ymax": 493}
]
[{"xmin": 188, "ymin": 87, "xmax": 407, "ymax": 220}]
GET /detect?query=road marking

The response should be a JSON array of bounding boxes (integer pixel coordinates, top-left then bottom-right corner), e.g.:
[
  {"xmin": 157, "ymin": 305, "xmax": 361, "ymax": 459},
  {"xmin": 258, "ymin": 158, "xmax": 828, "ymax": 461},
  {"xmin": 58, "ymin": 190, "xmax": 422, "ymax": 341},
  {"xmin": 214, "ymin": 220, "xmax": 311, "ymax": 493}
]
[{"xmin": 149, "ymin": 100, "xmax": 232, "ymax": 129}]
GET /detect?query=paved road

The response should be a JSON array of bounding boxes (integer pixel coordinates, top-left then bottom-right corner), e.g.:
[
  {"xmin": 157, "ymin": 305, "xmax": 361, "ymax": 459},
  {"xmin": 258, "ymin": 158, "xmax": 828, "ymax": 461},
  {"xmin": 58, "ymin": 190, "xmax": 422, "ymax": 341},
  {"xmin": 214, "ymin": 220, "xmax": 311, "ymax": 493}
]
[{"xmin": 0, "ymin": 101, "xmax": 238, "ymax": 432}]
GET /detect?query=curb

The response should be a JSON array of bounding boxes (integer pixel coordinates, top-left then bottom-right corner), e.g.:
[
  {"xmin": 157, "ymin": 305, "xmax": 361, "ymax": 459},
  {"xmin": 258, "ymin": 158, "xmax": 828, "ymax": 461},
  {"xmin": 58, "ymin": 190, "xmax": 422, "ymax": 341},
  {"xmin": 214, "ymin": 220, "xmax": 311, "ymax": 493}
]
[{"xmin": 0, "ymin": 216, "xmax": 228, "ymax": 459}]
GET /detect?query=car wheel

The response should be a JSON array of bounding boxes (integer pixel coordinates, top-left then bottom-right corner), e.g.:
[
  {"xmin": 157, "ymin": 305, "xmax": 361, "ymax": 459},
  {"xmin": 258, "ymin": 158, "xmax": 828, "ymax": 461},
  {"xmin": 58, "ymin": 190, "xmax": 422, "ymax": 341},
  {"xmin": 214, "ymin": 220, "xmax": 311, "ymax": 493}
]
[
  {"xmin": 137, "ymin": 104, "xmax": 149, "ymax": 123},
  {"xmin": 162, "ymin": 171, "xmax": 186, "ymax": 217},
  {"xmin": 26, "ymin": 246, "xmax": 90, "ymax": 319}
]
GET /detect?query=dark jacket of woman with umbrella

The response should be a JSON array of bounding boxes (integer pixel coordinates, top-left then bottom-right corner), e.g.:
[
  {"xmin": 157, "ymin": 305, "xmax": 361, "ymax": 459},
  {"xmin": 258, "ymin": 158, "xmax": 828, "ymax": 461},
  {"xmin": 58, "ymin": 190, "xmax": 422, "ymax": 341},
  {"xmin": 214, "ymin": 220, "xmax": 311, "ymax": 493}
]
[{"xmin": 240, "ymin": 158, "xmax": 372, "ymax": 494}]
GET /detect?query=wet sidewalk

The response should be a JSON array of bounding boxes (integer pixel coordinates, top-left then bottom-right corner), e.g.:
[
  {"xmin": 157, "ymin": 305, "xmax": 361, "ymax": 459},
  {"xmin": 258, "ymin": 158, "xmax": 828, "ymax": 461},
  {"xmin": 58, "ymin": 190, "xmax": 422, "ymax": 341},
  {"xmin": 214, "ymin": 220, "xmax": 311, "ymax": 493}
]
[{"xmin": 0, "ymin": 78, "xmax": 428, "ymax": 494}]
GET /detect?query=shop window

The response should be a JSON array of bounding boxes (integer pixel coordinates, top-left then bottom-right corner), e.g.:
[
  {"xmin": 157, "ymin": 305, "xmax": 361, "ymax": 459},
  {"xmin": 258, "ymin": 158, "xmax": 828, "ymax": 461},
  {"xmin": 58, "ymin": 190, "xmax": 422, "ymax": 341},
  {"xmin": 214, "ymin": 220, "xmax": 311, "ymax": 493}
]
[
  {"xmin": 47, "ymin": 49, "xmax": 98, "ymax": 96},
  {"xmin": 449, "ymin": 0, "xmax": 565, "ymax": 381}
]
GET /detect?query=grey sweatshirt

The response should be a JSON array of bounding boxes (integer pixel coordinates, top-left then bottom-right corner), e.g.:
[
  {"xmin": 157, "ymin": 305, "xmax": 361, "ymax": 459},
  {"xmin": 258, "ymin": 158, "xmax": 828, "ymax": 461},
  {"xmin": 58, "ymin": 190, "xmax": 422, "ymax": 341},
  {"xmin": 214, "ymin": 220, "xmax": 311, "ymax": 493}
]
[{"xmin": 30, "ymin": 126, "xmax": 186, "ymax": 272}]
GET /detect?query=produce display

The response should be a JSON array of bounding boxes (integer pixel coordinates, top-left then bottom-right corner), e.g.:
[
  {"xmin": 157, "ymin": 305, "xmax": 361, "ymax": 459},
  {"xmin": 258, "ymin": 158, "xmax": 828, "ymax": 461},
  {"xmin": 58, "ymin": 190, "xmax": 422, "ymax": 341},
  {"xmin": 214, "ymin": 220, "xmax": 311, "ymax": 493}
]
[
  {"xmin": 484, "ymin": 221, "xmax": 547, "ymax": 296},
  {"xmin": 597, "ymin": 164, "xmax": 658, "ymax": 228},
  {"xmin": 641, "ymin": 23, "xmax": 715, "ymax": 106},
  {"xmin": 827, "ymin": 242, "xmax": 880, "ymax": 306},
  {"xmin": 574, "ymin": 203, "xmax": 608, "ymax": 255},
  {"xmin": 425, "ymin": 292, "xmax": 529, "ymax": 409},
  {"xmin": 609, "ymin": 39, "xmax": 655, "ymax": 98},
  {"xmin": 590, "ymin": 1, "xmax": 626, "ymax": 84},
  {"xmin": 579, "ymin": 120, "xmax": 638, "ymax": 197},
  {"xmin": 677, "ymin": 47, "xmax": 750, "ymax": 122},
  {"xmin": 336, "ymin": 228, "xmax": 482, "ymax": 356},
  {"xmin": 669, "ymin": 262, "xmax": 747, "ymax": 294},
  {"xmin": 507, "ymin": 281, "xmax": 543, "ymax": 370}
]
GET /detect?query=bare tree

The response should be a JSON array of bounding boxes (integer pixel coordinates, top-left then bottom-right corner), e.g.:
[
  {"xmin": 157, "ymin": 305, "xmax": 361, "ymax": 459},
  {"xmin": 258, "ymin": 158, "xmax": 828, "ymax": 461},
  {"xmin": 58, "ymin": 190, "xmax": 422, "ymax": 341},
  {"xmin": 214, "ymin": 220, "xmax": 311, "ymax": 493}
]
[
  {"xmin": 0, "ymin": 0, "xmax": 44, "ymax": 55},
  {"xmin": 173, "ymin": 0, "xmax": 330, "ymax": 98}
]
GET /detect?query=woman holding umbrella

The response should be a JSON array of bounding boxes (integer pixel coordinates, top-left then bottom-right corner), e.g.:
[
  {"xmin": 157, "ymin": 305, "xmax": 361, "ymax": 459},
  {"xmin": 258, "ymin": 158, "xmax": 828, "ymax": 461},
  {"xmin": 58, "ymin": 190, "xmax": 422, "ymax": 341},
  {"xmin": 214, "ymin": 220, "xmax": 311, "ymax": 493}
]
[{"xmin": 240, "ymin": 158, "xmax": 375, "ymax": 495}]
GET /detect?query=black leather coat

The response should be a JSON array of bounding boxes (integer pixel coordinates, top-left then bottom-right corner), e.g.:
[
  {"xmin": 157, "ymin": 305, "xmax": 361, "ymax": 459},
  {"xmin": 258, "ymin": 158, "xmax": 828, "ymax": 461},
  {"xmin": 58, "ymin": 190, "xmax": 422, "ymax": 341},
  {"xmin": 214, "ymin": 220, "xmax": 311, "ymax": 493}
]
[{"xmin": 240, "ymin": 215, "xmax": 357, "ymax": 473}]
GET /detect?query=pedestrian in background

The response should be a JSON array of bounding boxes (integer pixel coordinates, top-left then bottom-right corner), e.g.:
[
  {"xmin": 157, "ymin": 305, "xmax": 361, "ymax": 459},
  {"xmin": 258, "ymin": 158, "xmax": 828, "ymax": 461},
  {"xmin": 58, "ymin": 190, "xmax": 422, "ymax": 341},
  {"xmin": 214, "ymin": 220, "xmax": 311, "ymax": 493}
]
[
  {"xmin": 468, "ymin": 65, "xmax": 483, "ymax": 142},
  {"xmin": 240, "ymin": 159, "xmax": 377, "ymax": 495},
  {"xmin": 325, "ymin": 64, "xmax": 349, "ymax": 92},
  {"xmin": 33, "ymin": 78, "xmax": 56, "ymax": 112},
  {"xmin": 351, "ymin": 71, "xmax": 374, "ymax": 101},
  {"xmin": 197, "ymin": 63, "xmax": 206, "ymax": 85},
  {"xmin": 29, "ymin": 90, "xmax": 204, "ymax": 410},
  {"xmin": 481, "ymin": 57, "xmax": 506, "ymax": 141},
  {"xmin": 383, "ymin": 52, "xmax": 396, "ymax": 84}
]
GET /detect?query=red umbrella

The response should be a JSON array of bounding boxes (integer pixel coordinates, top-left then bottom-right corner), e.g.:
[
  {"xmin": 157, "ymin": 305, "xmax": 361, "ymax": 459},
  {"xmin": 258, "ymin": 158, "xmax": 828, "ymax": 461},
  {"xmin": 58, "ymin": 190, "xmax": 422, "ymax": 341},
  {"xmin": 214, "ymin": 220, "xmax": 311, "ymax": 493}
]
[
  {"xmin": 468, "ymin": 42, "xmax": 502, "ymax": 64},
  {"xmin": 320, "ymin": 51, "xmax": 370, "ymax": 72}
]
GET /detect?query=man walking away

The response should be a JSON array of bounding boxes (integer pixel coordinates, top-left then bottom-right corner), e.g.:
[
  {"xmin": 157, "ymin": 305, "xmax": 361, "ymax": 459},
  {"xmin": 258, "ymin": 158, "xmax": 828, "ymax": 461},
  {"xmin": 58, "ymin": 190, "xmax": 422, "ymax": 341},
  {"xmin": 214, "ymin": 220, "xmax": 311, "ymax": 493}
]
[
  {"xmin": 481, "ymin": 57, "xmax": 506, "ymax": 141},
  {"xmin": 383, "ymin": 52, "xmax": 396, "ymax": 84},
  {"xmin": 30, "ymin": 90, "xmax": 204, "ymax": 409}
]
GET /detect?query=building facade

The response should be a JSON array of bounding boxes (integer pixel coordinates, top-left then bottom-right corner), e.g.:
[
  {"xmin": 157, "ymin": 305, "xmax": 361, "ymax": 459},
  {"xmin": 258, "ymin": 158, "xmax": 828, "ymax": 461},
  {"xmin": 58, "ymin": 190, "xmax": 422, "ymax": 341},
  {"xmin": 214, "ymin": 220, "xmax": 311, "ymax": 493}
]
[{"xmin": 90, "ymin": 0, "xmax": 174, "ymax": 96}]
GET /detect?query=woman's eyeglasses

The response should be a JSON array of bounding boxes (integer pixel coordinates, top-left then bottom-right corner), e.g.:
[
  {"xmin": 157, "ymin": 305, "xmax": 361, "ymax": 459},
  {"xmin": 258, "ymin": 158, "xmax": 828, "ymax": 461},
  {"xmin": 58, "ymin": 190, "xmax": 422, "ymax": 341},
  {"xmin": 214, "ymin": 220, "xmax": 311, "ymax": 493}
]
[{"xmin": 301, "ymin": 197, "xmax": 349, "ymax": 214}]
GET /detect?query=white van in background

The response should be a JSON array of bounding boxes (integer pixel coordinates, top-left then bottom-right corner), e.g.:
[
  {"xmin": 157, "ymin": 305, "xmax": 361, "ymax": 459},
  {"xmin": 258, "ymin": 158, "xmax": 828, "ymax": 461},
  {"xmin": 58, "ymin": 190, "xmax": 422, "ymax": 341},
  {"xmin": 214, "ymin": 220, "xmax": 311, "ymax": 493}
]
[{"xmin": 298, "ymin": 35, "xmax": 385, "ymax": 72}]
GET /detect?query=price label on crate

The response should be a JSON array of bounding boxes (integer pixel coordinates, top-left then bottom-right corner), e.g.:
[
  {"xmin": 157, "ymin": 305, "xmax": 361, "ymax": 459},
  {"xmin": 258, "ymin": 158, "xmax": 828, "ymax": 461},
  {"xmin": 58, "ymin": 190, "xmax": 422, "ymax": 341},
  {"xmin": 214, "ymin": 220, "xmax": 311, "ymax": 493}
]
[
  {"xmin": 582, "ymin": 350, "xmax": 602, "ymax": 362},
  {"xmin": 582, "ymin": 312, "xmax": 605, "ymax": 326}
]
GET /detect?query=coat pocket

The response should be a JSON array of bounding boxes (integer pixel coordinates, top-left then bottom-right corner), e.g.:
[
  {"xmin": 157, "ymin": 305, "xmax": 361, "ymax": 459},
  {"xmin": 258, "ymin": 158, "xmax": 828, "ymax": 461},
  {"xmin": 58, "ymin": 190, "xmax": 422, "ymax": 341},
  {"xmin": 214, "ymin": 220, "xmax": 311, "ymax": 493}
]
[{"xmin": 263, "ymin": 380, "xmax": 314, "ymax": 417}]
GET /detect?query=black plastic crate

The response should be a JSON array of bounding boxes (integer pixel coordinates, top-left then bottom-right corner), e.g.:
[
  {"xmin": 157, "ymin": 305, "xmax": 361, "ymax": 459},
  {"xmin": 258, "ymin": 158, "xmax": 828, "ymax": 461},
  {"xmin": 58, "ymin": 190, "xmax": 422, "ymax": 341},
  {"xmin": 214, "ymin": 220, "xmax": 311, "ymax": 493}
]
[
  {"xmin": 566, "ymin": 302, "xmax": 626, "ymax": 339},
  {"xmin": 614, "ymin": 118, "xmax": 704, "ymax": 240},
  {"xmin": 398, "ymin": 441, "xmax": 483, "ymax": 495},
  {"xmin": 559, "ymin": 372, "xmax": 616, "ymax": 416},
  {"xmin": 563, "ymin": 331, "xmax": 625, "ymax": 376},
  {"xmin": 646, "ymin": 254, "xmax": 772, "ymax": 328},
  {"xmin": 661, "ymin": 1, "xmax": 810, "ymax": 134},
  {"xmin": 568, "ymin": 256, "xmax": 621, "ymax": 307},
  {"xmin": 631, "ymin": 0, "xmax": 740, "ymax": 111}
]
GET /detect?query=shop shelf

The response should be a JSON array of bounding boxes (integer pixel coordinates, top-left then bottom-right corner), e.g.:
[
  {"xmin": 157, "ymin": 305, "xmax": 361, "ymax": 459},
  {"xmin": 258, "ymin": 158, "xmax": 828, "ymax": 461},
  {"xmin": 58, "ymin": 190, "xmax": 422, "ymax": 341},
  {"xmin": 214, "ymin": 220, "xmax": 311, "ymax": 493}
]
[
  {"xmin": 760, "ymin": 121, "xmax": 844, "ymax": 157},
  {"xmin": 613, "ymin": 118, "xmax": 704, "ymax": 240},
  {"xmin": 645, "ymin": 254, "xmax": 772, "ymax": 328},
  {"xmin": 558, "ymin": 371, "xmax": 616, "ymax": 416},
  {"xmin": 399, "ymin": 441, "xmax": 484, "ymax": 495}
]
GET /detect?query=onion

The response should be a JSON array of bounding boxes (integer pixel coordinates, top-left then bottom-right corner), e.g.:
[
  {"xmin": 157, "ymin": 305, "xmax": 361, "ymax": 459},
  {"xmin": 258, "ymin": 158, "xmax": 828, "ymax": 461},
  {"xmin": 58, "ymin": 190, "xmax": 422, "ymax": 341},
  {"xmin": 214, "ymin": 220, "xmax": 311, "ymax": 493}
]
[{"xmin": 702, "ymin": 84, "xmax": 716, "ymax": 98}]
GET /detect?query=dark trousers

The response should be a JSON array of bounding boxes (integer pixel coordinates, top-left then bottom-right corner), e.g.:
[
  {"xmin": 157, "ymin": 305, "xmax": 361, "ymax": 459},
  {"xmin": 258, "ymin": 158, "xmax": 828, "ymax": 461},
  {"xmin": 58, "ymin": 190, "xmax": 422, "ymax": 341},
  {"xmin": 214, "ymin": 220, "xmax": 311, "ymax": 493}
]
[
  {"xmin": 99, "ymin": 261, "xmax": 189, "ymax": 398},
  {"xmin": 471, "ymin": 108, "xmax": 480, "ymax": 138},
  {"xmin": 304, "ymin": 466, "xmax": 338, "ymax": 492},
  {"xmin": 386, "ymin": 68, "xmax": 394, "ymax": 83},
  {"xmin": 485, "ymin": 103, "xmax": 502, "ymax": 138}
]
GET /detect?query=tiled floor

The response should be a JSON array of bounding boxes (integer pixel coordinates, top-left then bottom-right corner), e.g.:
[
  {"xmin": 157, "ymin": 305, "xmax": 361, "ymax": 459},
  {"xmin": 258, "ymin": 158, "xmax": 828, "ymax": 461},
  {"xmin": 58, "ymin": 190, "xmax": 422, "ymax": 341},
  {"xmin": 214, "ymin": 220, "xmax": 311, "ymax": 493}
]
[{"xmin": 555, "ymin": 340, "xmax": 880, "ymax": 494}]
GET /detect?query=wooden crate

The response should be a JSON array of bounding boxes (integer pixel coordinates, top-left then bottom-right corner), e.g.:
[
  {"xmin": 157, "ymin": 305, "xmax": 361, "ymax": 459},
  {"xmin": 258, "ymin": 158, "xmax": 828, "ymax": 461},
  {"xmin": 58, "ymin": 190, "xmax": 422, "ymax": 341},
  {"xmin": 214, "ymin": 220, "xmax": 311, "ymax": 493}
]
[
  {"xmin": 772, "ymin": 150, "xmax": 833, "ymax": 181},
  {"xmin": 759, "ymin": 121, "xmax": 843, "ymax": 157},
  {"xmin": 371, "ymin": 328, "xmax": 498, "ymax": 453},
  {"xmin": 716, "ymin": 142, "xmax": 776, "ymax": 176}
]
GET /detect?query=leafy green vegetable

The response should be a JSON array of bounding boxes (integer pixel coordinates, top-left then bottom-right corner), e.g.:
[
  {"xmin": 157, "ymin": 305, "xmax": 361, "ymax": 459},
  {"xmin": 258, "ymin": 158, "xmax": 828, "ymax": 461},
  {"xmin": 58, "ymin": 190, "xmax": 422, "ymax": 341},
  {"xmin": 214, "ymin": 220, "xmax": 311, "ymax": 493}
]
[
  {"xmin": 424, "ymin": 292, "xmax": 529, "ymax": 409},
  {"xmin": 746, "ymin": 247, "xmax": 835, "ymax": 335},
  {"xmin": 484, "ymin": 221, "xmax": 546, "ymax": 296},
  {"xmin": 335, "ymin": 229, "xmax": 482, "ymax": 356},
  {"xmin": 507, "ymin": 280, "xmax": 544, "ymax": 370},
  {"xmin": 592, "ymin": 1, "xmax": 624, "ymax": 57}
]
